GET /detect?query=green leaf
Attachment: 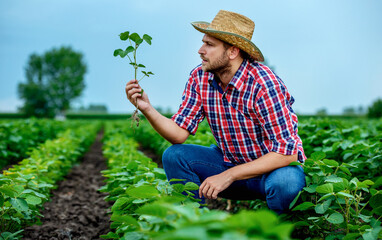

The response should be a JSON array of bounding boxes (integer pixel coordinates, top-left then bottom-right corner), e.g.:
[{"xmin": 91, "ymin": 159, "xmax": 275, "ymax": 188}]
[
  {"xmin": 325, "ymin": 175, "xmax": 343, "ymax": 183},
  {"xmin": 0, "ymin": 185, "xmax": 18, "ymax": 197},
  {"xmin": 339, "ymin": 166, "xmax": 351, "ymax": 175},
  {"xmin": 289, "ymin": 161, "xmax": 302, "ymax": 166},
  {"xmin": 113, "ymin": 49, "xmax": 123, "ymax": 57},
  {"xmin": 311, "ymin": 151, "xmax": 326, "ymax": 161},
  {"xmin": 100, "ymin": 232, "xmax": 119, "ymax": 239},
  {"xmin": 292, "ymin": 202, "xmax": 314, "ymax": 211},
  {"xmin": 184, "ymin": 182, "xmax": 199, "ymax": 191},
  {"xmin": 337, "ymin": 191, "xmax": 354, "ymax": 199},
  {"xmin": 362, "ymin": 225, "xmax": 382, "ymax": 240},
  {"xmin": 137, "ymin": 64, "xmax": 146, "ymax": 68},
  {"xmin": 316, "ymin": 183, "xmax": 334, "ymax": 194},
  {"xmin": 129, "ymin": 33, "xmax": 143, "ymax": 45},
  {"xmin": 169, "ymin": 178, "xmax": 186, "ymax": 182},
  {"xmin": 304, "ymin": 184, "xmax": 317, "ymax": 193},
  {"xmin": 126, "ymin": 185, "xmax": 159, "ymax": 198},
  {"xmin": 343, "ymin": 233, "xmax": 361, "ymax": 240},
  {"xmin": 125, "ymin": 46, "xmax": 134, "ymax": 54},
  {"xmin": 142, "ymin": 34, "xmax": 152, "ymax": 45},
  {"xmin": 289, "ymin": 190, "xmax": 301, "ymax": 209},
  {"xmin": 362, "ymin": 180, "xmax": 374, "ymax": 186},
  {"xmin": 111, "ymin": 213, "xmax": 138, "ymax": 226},
  {"xmin": 333, "ymin": 180, "xmax": 347, "ymax": 192},
  {"xmin": 323, "ymin": 159, "xmax": 339, "ymax": 167},
  {"xmin": 172, "ymin": 183, "xmax": 185, "ymax": 193},
  {"xmin": 111, "ymin": 197, "xmax": 130, "ymax": 212},
  {"xmin": 136, "ymin": 203, "xmax": 168, "ymax": 218},
  {"xmin": 120, "ymin": 31, "xmax": 130, "ymax": 40},
  {"xmin": 25, "ymin": 194, "xmax": 42, "ymax": 205},
  {"xmin": 318, "ymin": 193, "xmax": 334, "ymax": 202},
  {"xmin": 326, "ymin": 212, "xmax": 344, "ymax": 224},
  {"xmin": 372, "ymin": 206, "xmax": 382, "ymax": 215},
  {"xmin": 0, "ymin": 194, "xmax": 3, "ymax": 207},
  {"xmin": 369, "ymin": 194, "xmax": 382, "ymax": 209},
  {"xmin": 315, "ymin": 199, "xmax": 332, "ymax": 214},
  {"xmin": 9, "ymin": 197, "xmax": 29, "ymax": 213}
]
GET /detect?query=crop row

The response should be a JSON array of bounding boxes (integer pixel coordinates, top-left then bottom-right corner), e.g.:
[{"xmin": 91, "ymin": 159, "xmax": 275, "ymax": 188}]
[
  {"xmin": 0, "ymin": 119, "xmax": 90, "ymax": 170},
  {"xmin": 100, "ymin": 121, "xmax": 293, "ymax": 239},
  {"xmin": 0, "ymin": 121, "xmax": 101, "ymax": 239},
  {"xmin": 126, "ymin": 118, "xmax": 382, "ymax": 239}
]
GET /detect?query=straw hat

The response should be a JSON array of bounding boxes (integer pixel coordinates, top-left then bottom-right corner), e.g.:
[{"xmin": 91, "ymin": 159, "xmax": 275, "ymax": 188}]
[{"xmin": 191, "ymin": 10, "xmax": 264, "ymax": 62}]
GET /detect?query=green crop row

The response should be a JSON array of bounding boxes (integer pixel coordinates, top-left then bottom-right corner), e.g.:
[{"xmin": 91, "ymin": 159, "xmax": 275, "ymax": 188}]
[
  {"xmin": 100, "ymin": 122, "xmax": 294, "ymax": 240},
  {"xmin": 0, "ymin": 119, "xmax": 90, "ymax": 170},
  {"xmin": 0, "ymin": 121, "xmax": 101, "ymax": 239},
  {"xmin": 125, "ymin": 118, "xmax": 382, "ymax": 239}
]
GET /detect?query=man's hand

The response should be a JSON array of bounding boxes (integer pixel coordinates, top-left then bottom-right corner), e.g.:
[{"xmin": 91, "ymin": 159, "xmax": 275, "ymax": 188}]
[
  {"xmin": 199, "ymin": 172, "xmax": 234, "ymax": 199},
  {"xmin": 125, "ymin": 79, "xmax": 151, "ymax": 113}
]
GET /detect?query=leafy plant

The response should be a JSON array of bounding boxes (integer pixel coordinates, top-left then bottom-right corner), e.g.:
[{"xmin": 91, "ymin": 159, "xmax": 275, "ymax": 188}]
[
  {"xmin": 288, "ymin": 152, "xmax": 382, "ymax": 239},
  {"xmin": 114, "ymin": 31, "xmax": 154, "ymax": 127},
  {"xmin": 100, "ymin": 121, "xmax": 294, "ymax": 239},
  {"xmin": 0, "ymin": 121, "xmax": 100, "ymax": 236}
]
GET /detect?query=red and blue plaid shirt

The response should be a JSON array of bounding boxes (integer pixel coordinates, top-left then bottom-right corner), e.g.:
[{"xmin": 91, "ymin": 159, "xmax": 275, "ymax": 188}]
[{"xmin": 172, "ymin": 59, "xmax": 306, "ymax": 165}]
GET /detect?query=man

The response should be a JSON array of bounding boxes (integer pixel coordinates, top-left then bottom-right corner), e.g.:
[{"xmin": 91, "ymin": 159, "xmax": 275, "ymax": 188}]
[{"xmin": 125, "ymin": 10, "xmax": 306, "ymax": 214}]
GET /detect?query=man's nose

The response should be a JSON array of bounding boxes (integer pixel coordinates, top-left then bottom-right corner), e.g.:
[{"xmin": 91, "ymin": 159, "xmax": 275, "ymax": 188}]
[{"xmin": 198, "ymin": 45, "xmax": 205, "ymax": 55}]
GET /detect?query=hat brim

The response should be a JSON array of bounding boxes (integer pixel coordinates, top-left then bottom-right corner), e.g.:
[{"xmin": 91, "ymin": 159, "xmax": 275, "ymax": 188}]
[{"xmin": 191, "ymin": 21, "xmax": 264, "ymax": 62}]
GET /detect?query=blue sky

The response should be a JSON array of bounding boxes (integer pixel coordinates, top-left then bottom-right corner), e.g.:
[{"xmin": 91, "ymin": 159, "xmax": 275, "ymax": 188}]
[{"xmin": 1, "ymin": 0, "xmax": 381, "ymax": 114}]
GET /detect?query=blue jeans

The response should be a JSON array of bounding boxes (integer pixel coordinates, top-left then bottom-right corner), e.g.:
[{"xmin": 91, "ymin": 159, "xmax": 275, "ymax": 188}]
[{"xmin": 162, "ymin": 144, "xmax": 306, "ymax": 214}]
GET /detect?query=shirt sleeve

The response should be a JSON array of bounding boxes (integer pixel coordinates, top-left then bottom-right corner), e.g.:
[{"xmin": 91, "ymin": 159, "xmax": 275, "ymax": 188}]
[
  {"xmin": 254, "ymin": 75, "xmax": 299, "ymax": 156},
  {"xmin": 171, "ymin": 73, "xmax": 205, "ymax": 135}
]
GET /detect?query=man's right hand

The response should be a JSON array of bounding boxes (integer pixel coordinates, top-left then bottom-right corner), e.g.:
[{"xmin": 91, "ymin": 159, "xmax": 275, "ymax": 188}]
[{"xmin": 125, "ymin": 79, "xmax": 151, "ymax": 113}]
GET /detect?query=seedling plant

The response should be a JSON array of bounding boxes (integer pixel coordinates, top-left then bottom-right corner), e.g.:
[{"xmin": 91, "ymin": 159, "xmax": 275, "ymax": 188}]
[{"xmin": 114, "ymin": 31, "xmax": 154, "ymax": 127}]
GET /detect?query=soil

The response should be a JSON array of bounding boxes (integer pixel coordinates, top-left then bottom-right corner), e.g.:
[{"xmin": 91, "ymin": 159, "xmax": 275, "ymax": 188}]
[{"xmin": 22, "ymin": 130, "xmax": 112, "ymax": 240}]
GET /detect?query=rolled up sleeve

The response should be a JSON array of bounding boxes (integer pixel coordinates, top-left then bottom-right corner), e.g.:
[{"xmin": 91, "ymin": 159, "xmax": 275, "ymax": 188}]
[{"xmin": 171, "ymin": 74, "xmax": 204, "ymax": 135}]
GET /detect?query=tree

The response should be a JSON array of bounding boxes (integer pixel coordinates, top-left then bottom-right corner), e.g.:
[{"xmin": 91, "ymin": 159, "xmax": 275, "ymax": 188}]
[
  {"xmin": 316, "ymin": 108, "xmax": 328, "ymax": 116},
  {"xmin": 18, "ymin": 46, "xmax": 87, "ymax": 117},
  {"xmin": 367, "ymin": 98, "xmax": 382, "ymax": 118},
  {"xmin": 343, "ymin": 106, "xmax": 356, "ymax": 116}
]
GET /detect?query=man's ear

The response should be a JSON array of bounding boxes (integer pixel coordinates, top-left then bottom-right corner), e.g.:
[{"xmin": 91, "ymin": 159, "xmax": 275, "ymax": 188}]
[{"xmin": 228, "ymin": 46, "xmax": 241, "ymax": 60}]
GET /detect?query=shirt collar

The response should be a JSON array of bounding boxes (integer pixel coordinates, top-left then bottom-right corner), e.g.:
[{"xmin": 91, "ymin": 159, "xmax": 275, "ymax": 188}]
[{"xmin": 208, "ymin": 59, "xmax": 249, "ymax": 93}]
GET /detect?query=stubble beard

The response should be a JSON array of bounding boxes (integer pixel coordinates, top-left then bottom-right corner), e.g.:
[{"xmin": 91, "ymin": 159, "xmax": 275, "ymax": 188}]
[{"xmin": 202, "ymin": 50, "xmax": 231, "ymax": 76}]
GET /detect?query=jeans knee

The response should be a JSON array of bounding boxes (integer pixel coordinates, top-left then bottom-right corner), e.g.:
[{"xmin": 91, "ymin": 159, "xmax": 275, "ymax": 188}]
[
  {"xmin": 266, "ymin": 166, "xmax": 305, "ymax": 200},
  {"xmin": 162, "ymin": 144, "xmax": 184, "ymax": 169}
]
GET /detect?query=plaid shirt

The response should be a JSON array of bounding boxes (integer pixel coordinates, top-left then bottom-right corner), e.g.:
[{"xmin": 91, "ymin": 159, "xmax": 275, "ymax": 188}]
[{"xmin": 172, "ymin": 59, "xmax": 306, "ymax": 165}]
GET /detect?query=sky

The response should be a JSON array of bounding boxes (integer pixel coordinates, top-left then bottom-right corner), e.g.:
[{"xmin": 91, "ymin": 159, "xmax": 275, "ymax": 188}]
[{"xmin": 1, "ymin": 0, "xmax": 381, "ymax": 115}]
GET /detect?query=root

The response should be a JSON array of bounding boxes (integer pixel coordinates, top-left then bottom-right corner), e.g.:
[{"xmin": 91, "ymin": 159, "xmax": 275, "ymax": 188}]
[{"xmin": 130, "ymin": 98, "xmax": 140, "ymax": 128}]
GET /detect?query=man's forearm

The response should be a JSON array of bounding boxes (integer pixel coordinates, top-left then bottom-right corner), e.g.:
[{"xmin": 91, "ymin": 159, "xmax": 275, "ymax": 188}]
[
  {"xmin": 141, "ymin": 105, "xmax": 189, "ymax": 144},
  {"xmin": 225, "ymin": 152, "xmax": 298, "ymax": 181}
]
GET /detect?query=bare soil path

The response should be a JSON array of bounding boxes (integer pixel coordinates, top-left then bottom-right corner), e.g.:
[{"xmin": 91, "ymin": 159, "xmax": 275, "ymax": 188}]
[{"xmin": 22, "ymin": 130, "xmax": 112, "ymax": 240}]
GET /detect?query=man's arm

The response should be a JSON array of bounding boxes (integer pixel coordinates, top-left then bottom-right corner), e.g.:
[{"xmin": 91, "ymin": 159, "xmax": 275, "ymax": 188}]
[
  {"xmin": 199, "ymin": 152, "xmax": 297, "ymax": 199},
  {"xmin": 125, "ymin": 79, "xmax": 189, "ymax": 144}
]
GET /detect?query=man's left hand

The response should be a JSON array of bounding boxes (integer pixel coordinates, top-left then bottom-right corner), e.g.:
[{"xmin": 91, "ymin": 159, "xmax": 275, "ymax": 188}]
[{"xmin": 199, "ymin": 172, "xmax": 234, "ymax": 199}]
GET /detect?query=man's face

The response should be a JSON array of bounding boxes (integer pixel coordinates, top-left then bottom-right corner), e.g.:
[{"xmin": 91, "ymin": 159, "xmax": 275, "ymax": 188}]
[{"xmin": 198, "ymin": 34, "xmax": 230, "ymax": 73}]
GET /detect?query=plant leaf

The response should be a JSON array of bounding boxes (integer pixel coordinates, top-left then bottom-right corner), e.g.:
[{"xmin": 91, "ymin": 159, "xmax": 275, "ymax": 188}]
[
  {"xmin": 9, "ymin": 197, "xmax": 29, "ymax": 213},
  {"xmin": 126, "ymin": 185, "xmax": 159, "ymax": 198},
  {"xmin": 125, "ymin": 46, "xmax": 134, "ymax": 54},
  {"xmin": 311, "ymin": 151, "xmax": 326, "ymax": 161},
  {"xmin": 142, "ymin": 34, "xmax": 152, "ymax": 45},
  {"xmin": 130, "ymin": 33, "xmax": 143, "ymax": 45},
  {"xmin": 326, "ymin": 212, "xmax": 344, "ymax": 224},
  {"xmin": 316, "ymin": 183, "xmax": 334, "ymax": 194},
  {"xmin": 292, "ymin": 202, "xmax": 314, "ymax": 211},
  {"xmin": 120, "ymin": 31, "xmax": 130, "ymax": 41},
  {"xmin": 113, "ymin": 49, "xmax": 123, "ymax": 57}
]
